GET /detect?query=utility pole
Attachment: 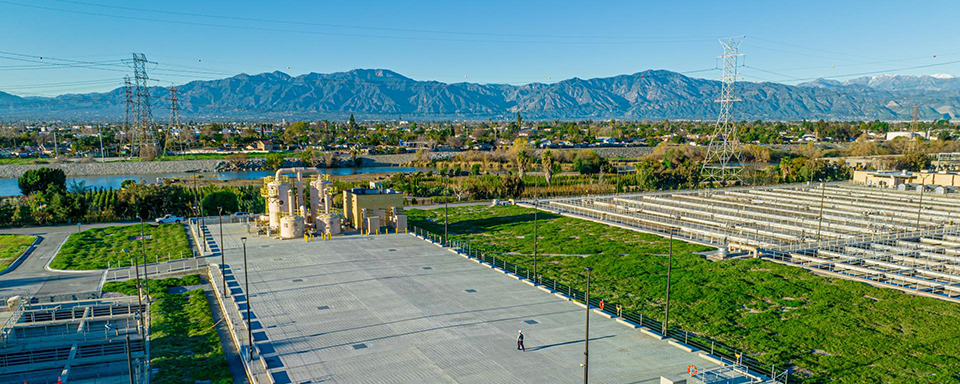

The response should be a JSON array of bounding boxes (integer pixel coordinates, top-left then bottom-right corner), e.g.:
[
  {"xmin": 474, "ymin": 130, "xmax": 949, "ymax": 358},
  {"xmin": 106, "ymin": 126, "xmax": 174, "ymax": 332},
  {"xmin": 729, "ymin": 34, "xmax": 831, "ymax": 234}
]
[
  {"xmin": 702, "ymin": 35, "xmax": 746, "ymax": 184},
  {"xmin": 52, "ymin": 128, "xmax": 59, "ymax": 158},
  {"xmin": 97, "ymin": 124, "xmax": 106, "ymax": 162},
  {"xmin": 663, "ymin": 229, "xmax": 674, "ymax": 337},
  {"xmin": 583, "ymin": 266, "xmax": 592, "ymax": 384},
  {"xmin": 123, "ymin": 248, "xmax": 142, "ymax": 335}
]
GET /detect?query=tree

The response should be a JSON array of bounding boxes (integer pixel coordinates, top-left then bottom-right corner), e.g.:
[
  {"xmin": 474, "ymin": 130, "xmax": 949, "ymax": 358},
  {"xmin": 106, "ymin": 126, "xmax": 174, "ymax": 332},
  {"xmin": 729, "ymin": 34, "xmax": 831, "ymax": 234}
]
[
  {"xmin": 516, "ymin": 151, "xmax": 532, "ymax": 178},
  {"xmin": 283, "ymin": 121, "xmax": 309, "ymax": 145},
  {"xmin": 18, "ymin": 167, "xmax": 66, "ymax": 195},
  {"xmin": 895, "ymin": 152, "xmax": 931, "ymax": 172},
  {"xmin": 297, "ymin": 149, "xmax": 319, "ymax": 167},
  {"xmin": 202, "ymin": 191, "xmax": 239, "ymax": 215},
  {"xmin": 542, "ymin": 150, "xmax": 555, "ymax": 184},
  {"xmin": 498, "ymin": 175, "xmax": 525, "ymax": 198},
  {"xmin": 573, "ymin": 150, "xmax": 605, "ymax": 175},
  {"xmin": 265, "ymin": 153, "xmax": 285, "ymax": 170}
]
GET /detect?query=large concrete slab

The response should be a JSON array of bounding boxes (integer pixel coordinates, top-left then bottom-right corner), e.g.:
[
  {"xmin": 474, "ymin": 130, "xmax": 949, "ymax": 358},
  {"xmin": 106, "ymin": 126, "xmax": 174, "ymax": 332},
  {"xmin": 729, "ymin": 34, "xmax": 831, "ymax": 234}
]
[{"xmin": 218, "ymin": 223, "xmax": 713, "ymax": 383}]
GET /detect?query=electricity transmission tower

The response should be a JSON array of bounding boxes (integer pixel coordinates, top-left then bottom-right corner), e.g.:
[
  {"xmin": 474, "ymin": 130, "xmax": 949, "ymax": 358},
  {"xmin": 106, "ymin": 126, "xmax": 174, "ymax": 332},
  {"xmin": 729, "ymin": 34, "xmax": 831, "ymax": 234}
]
[
  {"xmin": 123, "ymin": 76, "xmax": 134, "ymax": 155},
  {"xmin": 132, "ymin": 53, "xmax": 155, "ymax": 159},
  {"xmin": 166, "ymin": 86, "xmax": 184, "ymax": 156},
  {"xmin": 702, "ymin": 35, "xmax": 746, "ymax": 185}
]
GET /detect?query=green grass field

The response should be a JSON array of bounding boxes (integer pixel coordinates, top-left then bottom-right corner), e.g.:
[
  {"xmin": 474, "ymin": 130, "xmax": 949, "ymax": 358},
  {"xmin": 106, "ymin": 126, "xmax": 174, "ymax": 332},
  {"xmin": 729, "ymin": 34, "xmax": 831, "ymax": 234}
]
[
  {"xmin": 0, "ymin": 234, "xmax": 36, "ymax": 271},
  {"xmin": 0, "ymin": 158, "xmax": 49, "ymax": 165},
  {"xmin": 103, "ymin": 275, "xmax": 232, "ymax": 384},
  {"xmin": 51, "ymin": 223, "xmax": 191, "ymax": 270},
  {"xmin": 407, "ymin": 205, "xmax": 960, "ymax": 384}
]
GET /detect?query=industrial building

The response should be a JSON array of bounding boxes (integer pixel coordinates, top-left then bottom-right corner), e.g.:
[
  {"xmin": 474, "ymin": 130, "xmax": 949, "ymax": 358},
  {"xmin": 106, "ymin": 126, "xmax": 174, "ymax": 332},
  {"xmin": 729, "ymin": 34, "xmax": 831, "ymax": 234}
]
[
  {"xmin": 342, "ymin": 182, "xmax": 407, "ymax": 233},
  {"xmin": 852, "ymin": 169, "xmax": 960, "ymax": 191}
]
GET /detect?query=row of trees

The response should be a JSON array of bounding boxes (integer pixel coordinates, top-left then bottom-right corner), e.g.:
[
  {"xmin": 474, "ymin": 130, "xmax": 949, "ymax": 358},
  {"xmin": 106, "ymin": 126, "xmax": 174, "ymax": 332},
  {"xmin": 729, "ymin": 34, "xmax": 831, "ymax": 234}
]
[{"xmin": 0, "ymin": 168, "xmax": 264, "ymax": 228}]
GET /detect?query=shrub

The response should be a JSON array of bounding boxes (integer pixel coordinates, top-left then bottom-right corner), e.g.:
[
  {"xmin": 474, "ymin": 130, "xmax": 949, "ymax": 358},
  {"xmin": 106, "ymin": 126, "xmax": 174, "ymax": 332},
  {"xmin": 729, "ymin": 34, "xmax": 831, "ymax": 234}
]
[{"xmin": 18, "ymin": 167, "xmax": 66, "ymax": 195}]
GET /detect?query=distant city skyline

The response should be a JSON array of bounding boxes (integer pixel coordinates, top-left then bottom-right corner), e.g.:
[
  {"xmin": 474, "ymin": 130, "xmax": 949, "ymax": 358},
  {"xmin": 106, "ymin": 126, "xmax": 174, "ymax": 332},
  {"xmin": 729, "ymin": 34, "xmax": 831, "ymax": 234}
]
[{"xmin": 1, "ymin": 0, "xmax": 958, "ymax": 96}]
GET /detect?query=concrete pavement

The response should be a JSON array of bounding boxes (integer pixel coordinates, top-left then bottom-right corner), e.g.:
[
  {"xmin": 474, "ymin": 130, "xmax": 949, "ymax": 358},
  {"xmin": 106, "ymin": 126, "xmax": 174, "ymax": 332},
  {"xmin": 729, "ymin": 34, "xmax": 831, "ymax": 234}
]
[{"xmin": 0, "ymin": 222, "xmax": 128, "ymax": 302}]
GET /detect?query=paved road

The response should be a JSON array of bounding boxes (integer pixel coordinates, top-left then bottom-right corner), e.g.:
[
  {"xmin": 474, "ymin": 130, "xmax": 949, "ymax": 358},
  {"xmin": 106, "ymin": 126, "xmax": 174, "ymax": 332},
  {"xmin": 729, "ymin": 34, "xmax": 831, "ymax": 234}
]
[
  {"xmin": 407, "ymin": 200, "xmax": 493, "ymax": 210},
  {"xmin": 0, "ymin": 222, "xmax": 129, "ymax": 302}
]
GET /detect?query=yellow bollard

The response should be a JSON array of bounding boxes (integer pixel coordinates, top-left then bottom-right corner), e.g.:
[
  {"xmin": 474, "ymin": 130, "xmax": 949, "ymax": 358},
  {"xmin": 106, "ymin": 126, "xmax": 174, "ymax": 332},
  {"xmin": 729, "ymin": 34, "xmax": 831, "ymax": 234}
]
[{"xmin": 328, "ymin": 233, "xmax": 332, "ymax": 241}]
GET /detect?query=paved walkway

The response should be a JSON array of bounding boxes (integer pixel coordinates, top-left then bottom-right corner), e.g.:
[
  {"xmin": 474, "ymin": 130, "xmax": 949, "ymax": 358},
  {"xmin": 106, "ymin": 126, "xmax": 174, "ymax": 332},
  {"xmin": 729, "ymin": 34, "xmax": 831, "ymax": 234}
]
[
  {"xmin": 0, "ymin": 223, "xmax": 123, "ymax": 301},
  {"xmin": 216, "ymin": 223, "xmax": 713, "ymax": 383}
]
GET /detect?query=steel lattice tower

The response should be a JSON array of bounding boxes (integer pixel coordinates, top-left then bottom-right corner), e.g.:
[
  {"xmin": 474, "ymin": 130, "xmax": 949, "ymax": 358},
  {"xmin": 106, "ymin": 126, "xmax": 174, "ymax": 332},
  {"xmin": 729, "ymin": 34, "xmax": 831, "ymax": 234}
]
[
  {"xmin": 132, "ymin": 53, "xmax": 155, "ymax": 158},
  {"xmin": 702, "ymin": 36, "xmax": 745, "ymax": 184},
  {"xmin": 123, "ymin": 76, "xmax": 135, "ymax": 153},
  {"xmin": 165, "ymin": 86, "xmax": 184, "ymax": 155}
]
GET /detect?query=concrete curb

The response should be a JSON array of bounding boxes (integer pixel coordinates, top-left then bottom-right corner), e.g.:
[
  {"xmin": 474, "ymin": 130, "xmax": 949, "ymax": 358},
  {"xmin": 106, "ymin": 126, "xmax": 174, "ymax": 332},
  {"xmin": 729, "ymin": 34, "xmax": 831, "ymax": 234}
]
[
  {"xmin": 0, "ymin": 235, "xmax": 40, "ymax": 276},
  {"xmin": 668, "ymin": 339, "xmax": 699, "ymax": 353},
  {"xmin": 43, "ymin": 235, "xmax": 90, "ymax": 273}
]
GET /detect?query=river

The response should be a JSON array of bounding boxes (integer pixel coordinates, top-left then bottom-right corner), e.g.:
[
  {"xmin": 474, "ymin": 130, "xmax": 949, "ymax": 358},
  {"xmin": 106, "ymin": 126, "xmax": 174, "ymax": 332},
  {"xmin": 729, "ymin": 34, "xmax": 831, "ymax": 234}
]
[{"xmin": 0, "ymin": 166, "xmax": 424, "ymax": 196}]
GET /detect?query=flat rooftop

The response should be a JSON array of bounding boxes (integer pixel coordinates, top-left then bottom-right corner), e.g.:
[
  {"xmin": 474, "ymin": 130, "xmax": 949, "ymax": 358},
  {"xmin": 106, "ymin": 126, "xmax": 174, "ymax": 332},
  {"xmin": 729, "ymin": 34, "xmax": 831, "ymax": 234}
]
[{"xmin": 217, "ymin": 223, "xmax": 711, "ymax": 383}]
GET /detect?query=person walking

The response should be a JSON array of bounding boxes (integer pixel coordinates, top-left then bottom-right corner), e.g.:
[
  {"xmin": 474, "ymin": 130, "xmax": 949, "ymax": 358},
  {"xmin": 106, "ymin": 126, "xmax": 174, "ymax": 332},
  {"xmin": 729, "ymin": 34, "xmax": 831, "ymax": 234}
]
[{"xmin": 517, "ymin": 330, "xmax": 525, "ymax": 351}]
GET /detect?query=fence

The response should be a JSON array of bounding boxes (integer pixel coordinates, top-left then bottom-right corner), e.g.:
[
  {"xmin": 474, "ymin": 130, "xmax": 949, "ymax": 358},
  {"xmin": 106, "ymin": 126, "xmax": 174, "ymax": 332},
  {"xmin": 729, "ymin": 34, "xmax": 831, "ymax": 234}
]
[{"xmin": 408, "ymin": 224, "xmax": 790, "ymax": 383}]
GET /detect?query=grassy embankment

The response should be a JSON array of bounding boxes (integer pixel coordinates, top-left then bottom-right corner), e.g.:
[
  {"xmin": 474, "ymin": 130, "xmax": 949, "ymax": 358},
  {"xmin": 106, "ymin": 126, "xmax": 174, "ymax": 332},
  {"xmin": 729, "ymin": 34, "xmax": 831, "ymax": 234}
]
[
  {"xmin": 51, "ymin": 223, "xmax": 191, "ymax": 270},
  {"xmin": 103, "ymin": 275, "xmax": 232, "ymax": 384},
  {"xmin": 406, "ymin": 205, "xmax": 960, "ymax": 384},
  {"xmin": 0, "ymin": 234, "xmax": 36, "ymax": 270}
]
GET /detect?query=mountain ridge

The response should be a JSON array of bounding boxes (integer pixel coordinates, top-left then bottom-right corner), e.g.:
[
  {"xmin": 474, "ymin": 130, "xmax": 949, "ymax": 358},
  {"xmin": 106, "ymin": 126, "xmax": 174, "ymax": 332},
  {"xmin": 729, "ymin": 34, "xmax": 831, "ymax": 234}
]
[{"xmin": 1, "ymin": 69, "xmax": 958, "ymax": 121}]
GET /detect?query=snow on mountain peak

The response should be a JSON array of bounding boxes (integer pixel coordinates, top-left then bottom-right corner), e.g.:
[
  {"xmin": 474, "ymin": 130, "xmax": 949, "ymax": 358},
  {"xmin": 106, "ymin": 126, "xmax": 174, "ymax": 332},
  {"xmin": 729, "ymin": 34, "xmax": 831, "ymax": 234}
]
[{"xmin": 931, "ymin": 73, "xmax": 957, "ymax": 79}]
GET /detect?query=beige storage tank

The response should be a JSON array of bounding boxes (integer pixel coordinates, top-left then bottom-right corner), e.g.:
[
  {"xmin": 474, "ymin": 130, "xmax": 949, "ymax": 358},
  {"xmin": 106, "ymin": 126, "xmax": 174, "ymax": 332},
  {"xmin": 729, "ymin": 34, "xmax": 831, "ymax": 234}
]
[
  {"xmin": 279, "ymin": 216, "xmax": 305, "ymax": 239},
  {"xmin": 318, "ymin": 215, "xmax": 341, "ymax": 235},
  {"xmin": 267, "ymin": 180, "xmax": 291, "ymax": 229}
]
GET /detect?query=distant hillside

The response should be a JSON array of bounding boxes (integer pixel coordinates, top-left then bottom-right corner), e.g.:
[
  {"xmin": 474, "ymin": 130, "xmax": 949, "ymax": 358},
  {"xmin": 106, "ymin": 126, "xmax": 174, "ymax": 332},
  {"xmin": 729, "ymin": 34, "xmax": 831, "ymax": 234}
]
[{"xmin": 1, "ymin": 69, "xmax": 958, "ymax": 121}]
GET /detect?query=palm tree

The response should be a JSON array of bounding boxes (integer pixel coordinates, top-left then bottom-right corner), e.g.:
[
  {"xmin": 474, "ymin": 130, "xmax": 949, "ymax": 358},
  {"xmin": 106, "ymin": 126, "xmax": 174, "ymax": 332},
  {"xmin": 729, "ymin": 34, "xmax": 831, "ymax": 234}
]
[
  {"xmin": 542, "ymin": 150, "xmax": 555, "ymax": 185},
  {"xmin": 516, "ymin": 151, "xmax": 532, "ymax": 179}
]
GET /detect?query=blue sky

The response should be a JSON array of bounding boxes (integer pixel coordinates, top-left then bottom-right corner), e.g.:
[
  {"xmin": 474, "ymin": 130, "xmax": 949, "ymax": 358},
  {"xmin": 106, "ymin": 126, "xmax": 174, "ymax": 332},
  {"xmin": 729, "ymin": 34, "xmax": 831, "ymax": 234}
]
[{"xmin": 2, "ymin": 0, "xmax": 959, "ymax": 96}]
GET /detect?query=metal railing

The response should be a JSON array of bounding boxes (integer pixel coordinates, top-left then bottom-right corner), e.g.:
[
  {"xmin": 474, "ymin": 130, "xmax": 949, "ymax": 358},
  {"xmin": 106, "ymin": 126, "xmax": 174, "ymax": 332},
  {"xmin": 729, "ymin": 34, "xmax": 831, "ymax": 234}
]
[{"xmin": 408, "ymin": 224, "xmax": 791, "ymax": 383}]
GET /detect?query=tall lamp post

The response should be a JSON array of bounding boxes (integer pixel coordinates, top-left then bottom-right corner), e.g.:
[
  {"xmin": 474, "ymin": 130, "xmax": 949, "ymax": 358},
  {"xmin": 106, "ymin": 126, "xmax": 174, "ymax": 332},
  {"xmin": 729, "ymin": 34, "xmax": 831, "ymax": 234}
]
[
  {"xmin": 533, "ymin": 174, "xmax": 538, "ymax": 284},
  {"xmin": 138, "ymin": 216, "xmax": 149, "ymax": 302},
  {"xmin": 444, "ymin": 177, "xmax": 448, "ymax": 246},
  {"xmin": 121, "ymin": 248, "xmax": 142, "ymax": 336},
  {"xmin": 663, "ymin": 229, "xmax": 674, "ymax": 337},
  {"xmin": 219, "ymin": 206, "xmax": 227, "ymax": 297},
  {"xmin": 816, "ymin": 180, "xmax": 826, "ymax": 242},
  {"xmin": 241, "ymin": 236, "xmax": 252, "ymax": 361},
  {"xmin": 583, "ymin": 266, "xmax": 592, "ymax": 384}
]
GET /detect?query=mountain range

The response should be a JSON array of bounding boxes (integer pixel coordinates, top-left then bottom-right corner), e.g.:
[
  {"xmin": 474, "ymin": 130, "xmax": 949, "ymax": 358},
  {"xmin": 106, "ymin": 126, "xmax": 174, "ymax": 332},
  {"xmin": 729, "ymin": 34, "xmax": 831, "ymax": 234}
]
[{"xmin": 1, "ymin": 69, "xmax": 957, "ymax": 122}]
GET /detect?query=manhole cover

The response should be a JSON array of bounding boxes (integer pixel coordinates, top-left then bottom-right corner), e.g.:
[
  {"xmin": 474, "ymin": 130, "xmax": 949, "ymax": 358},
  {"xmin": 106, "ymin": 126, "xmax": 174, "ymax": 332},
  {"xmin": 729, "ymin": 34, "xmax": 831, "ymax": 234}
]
[
  {"xmin": 464, "ymin": 289, "xmax": 477, "ymax": 293},
  {"xmin": 524, "ymin": 320, "xmax": 539, "ymax": 325},
  {"xmin": 352, "ymin": 343, "xmax": 367, "ymax": 350},
  {"xmin": 317, "ymin": 305, "xmax": 329, "ymax": 310}
]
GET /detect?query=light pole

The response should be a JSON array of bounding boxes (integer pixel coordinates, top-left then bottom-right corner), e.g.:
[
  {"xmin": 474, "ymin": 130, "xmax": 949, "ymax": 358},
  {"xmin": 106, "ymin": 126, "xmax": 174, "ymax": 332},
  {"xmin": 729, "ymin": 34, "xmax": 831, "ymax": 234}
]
[
  {"xmin": 444, "ymin": 177, "xmax": 448, "ymax": 246},
  {"xmin": 916, "ymin": 173, "xmax": 929, "ymax": 231},
  {"xmin": 97, "ymin": 124, "xmax": 106, "ymax": 162},
  {"xmin": 816, "ymin": 180, "xmax": 826, "ymax": 242},
  {"xmin": 583, "ymin": 266, "xmax": 592, "ymax": 384},
  {"xmin": 138, "ymin": 216, "xmax": 149, "ymax": 302},
  {"xmin": 241, "ymin": 236, "xmax": 252, "ymax": 361},
  {"xmin": 533, "ymin": 173, "xmax": 538, "ymax": 284},
  {"xmin": 219, "ymin": 206, "xmax": 227, "ymax": 297},
  {"xmin": 122, "ymin": 248, "xmax": 142, "ymax": 335},
  {"xmin": 663, "ymin": 229, "xmax": 674, "ymax": 337}
]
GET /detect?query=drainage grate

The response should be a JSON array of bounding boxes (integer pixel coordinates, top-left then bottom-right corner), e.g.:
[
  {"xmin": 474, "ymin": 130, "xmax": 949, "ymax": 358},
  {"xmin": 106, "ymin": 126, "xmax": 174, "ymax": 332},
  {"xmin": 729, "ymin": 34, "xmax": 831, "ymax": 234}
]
[
  {"xmin": 422, "ymin": 267, "xmax": 432, "ymax": 270},
  {"xmin": 261, "ymin": 245, "xmax": 271, "ymax": 248},
  {"xmin": 352, "ymin": 343, "xmax": 367, "ymax": 350},
  {"xmin": 388, "ymin": 249, "xmax": 397, "ymax": 252},
  {"xmin": 292, "ymin": 279, "xmax": 303, "ymax": 282},
  {"xmin": 317, "ymin": 305, "xmax": 329, "ymax": 310},
  {"xmin": 524, "ymin": 320, "xmax": 539, "ymax": 325},
  {"xmin": 464, "ymin": 289, "xmax": 477, "ymax": 293}
]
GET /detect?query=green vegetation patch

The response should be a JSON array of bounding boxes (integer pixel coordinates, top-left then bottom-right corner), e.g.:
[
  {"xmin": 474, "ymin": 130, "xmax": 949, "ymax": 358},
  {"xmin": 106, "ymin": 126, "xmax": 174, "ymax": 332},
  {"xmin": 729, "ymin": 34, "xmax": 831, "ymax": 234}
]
[
  {"xmin": 103, "ymin": 275, "xmax": 232, "ymax": 384},
  {"xmin": 407, "ymin": 205, "xmax": 960, "ymax": 384},
  {"xmin": 51, "ymin": 223, "xmax": 191, "ymax": 270},
  {"xmin": 0, "ymin": 234, "xmax": 36, "ymax": 271}
]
